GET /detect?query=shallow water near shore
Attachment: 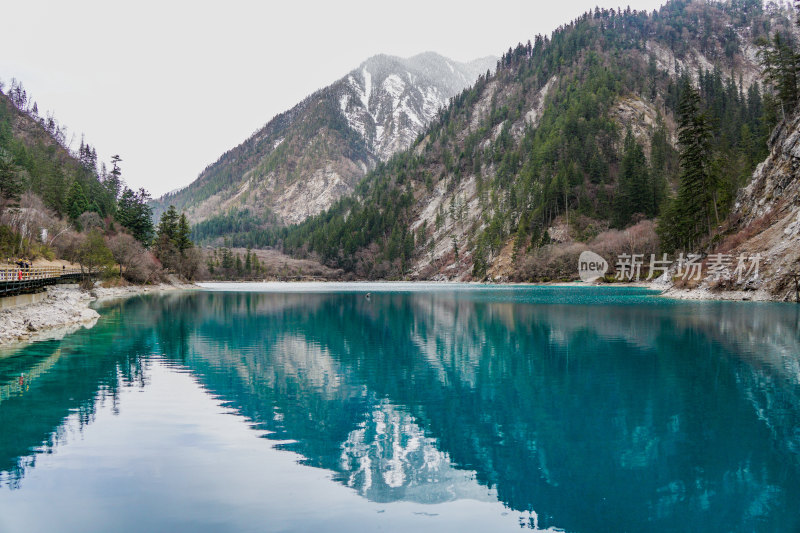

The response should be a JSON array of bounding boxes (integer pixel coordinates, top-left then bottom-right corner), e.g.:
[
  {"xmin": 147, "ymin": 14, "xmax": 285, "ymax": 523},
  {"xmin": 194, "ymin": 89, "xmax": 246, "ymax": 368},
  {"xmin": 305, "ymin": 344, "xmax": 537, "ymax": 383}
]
[{"xmin": 1, "ymin": 285, "xmax": 799, "ymax": 532}]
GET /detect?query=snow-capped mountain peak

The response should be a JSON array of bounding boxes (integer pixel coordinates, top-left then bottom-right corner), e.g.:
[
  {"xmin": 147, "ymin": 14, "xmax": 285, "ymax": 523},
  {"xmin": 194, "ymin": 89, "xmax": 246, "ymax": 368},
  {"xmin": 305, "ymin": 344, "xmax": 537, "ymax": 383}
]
[{"xmin": 153, "ymin": 52, "xmax": 495, "ymax": 227}]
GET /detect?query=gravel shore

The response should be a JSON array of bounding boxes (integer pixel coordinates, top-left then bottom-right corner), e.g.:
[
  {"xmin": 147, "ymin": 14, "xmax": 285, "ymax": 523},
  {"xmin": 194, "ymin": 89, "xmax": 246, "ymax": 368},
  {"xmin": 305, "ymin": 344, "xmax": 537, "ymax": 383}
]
[
  {"xmin": 657, "ymin": 286, "xmax": 779, "ymax": 301},
  {"xmin": 0, "ymin": 283, "xmax": 195, "ymax": 348}
]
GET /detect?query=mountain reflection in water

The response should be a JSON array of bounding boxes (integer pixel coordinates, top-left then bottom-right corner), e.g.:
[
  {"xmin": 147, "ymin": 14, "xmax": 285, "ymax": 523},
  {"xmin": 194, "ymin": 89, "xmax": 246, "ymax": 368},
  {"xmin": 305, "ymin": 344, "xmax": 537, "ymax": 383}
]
[{"xmin": 0, "ymin": 286, "xmax": 798, "ymax": 532}]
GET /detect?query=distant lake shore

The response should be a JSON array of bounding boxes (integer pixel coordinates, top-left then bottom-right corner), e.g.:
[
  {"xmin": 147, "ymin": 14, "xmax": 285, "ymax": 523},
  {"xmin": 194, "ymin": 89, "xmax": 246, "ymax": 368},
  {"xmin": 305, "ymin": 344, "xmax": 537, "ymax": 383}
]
[
  {"xmin": 1, "ymin": 279, "xmax": 792, "ymax": 350},
  {"xmin": 198, "ymin": 279, "xmax": 787, "ymax": 302}
]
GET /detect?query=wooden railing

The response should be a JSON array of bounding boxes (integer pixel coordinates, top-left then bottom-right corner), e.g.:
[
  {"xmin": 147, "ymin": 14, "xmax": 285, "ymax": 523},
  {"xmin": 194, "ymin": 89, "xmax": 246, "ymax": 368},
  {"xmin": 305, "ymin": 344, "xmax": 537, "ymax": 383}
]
[
  {"xmin": 0, "ymin": 266, "xmax": 82, "ymax": 281},
  {"xmin": 0, "ymin": 266, "xmax": 85, "ymax": 297}
]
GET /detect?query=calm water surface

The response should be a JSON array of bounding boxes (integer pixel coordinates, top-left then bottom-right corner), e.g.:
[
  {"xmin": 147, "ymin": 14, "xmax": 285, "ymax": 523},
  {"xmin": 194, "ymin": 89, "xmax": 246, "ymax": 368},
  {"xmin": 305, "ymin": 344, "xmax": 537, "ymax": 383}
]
[{"xmin": 0, "ymin": 284, "xmax": 799, "ymax": 532}]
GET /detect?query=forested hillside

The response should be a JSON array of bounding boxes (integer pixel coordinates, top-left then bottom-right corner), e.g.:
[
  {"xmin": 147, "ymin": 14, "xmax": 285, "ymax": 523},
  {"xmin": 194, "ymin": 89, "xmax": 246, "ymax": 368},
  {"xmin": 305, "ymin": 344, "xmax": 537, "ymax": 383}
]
[
  {"xmin": 248, "ymin": 0, "xmax": 790, "ymax": 281},
  {"xmin": 0, "ymin": 79, "xmax": 160, "ymax": 281},
  {"xmin": 0, "ymin": 82, "xmax": 119, "ymax": 221}
]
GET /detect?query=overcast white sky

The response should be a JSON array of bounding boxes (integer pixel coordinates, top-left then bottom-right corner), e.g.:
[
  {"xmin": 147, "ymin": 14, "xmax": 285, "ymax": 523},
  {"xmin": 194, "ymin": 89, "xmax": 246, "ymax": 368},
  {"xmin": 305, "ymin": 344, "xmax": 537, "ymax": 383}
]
[{"xmin": 2, "ymin": 0, "xmax": 667, "ymax": 197}]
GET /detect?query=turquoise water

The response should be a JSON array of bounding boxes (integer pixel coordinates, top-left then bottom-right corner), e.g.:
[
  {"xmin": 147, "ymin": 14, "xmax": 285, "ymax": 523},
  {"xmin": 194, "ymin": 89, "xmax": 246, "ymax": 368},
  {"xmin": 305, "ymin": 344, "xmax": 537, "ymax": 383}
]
[{"xmin": 0, "ymin": 284, "xmax": 799, "ymax": 532}]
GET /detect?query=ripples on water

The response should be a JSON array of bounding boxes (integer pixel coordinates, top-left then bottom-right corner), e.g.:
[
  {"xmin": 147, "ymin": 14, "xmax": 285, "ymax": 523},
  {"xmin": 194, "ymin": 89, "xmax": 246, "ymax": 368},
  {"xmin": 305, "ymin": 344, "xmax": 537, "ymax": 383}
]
[{"xmin": 0, "ymin": 284, "xmax": 799, "ymax": 532}]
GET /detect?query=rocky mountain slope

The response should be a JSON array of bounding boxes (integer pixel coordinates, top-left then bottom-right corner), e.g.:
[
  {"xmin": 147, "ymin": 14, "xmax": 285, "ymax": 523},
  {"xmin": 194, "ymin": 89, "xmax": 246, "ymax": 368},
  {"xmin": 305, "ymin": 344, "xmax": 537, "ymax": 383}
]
[
  {"xmin": 275, "ymin": 0, "xmax": 789, "ymax": 282},
  {"xmin": 701, "ymin": 111, "xmax": 800, "ymax": 301},
  {"xmin": 152, "ymin": 53, "xmax": 495, "ymax": 228}
]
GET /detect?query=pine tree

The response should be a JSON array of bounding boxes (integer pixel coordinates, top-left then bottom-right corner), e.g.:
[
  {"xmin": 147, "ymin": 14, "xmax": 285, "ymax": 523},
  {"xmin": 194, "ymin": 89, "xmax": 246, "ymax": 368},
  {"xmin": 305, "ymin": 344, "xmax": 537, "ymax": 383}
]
[
  {"xmin": 105, "ymin": 154, "xmax": 123, "ymax": 202},
  {"xmin": 758, "ymin": 31, "xmax": 799, "ymax": 119},
  {"xmin": 221, "ymin": 248, "xmax": 234, "ymax": 270},
  {"xmin": 613, "ymin": 129, "xmax": 650, "ymax": 227},
  {"xmin": 649, "ymin": 118, "xmax": 671, "ymax": 216},
  {"xmin": 67, "ymin": 181, "xmax": 89, "ymax": 222},
  {"xmin": 116, "ymin": 187, "xmax": 155, "ymax": 245},
  {"xmin": 156, "ymin": 206, "xmax": 179, "ymax": 243},
  {"xmin": 659, "ymin": 82, "xmax": 716, "ymax": 251},
  {"xmin": 175, "ymin": 213, "xmax": 193, "ymax": 255},
  {"xmin": 154, "ymin": 205, "xmax": 180, "ymax": 268},
  {"xmin": 0, "ymin": 148, "xmax": 21, "ymax": 202},
  {"xmin": 154, "ymin": 206, "xmax": 196, "ymax": 276}
]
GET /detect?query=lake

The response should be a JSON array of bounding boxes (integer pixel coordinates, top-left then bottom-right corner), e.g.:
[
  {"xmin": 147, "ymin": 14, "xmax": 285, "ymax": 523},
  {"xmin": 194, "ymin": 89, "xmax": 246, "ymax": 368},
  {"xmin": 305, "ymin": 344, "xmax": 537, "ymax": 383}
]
[{"xmin": 1, "ymin": 284, "xmax": 799, "ymax": 532}]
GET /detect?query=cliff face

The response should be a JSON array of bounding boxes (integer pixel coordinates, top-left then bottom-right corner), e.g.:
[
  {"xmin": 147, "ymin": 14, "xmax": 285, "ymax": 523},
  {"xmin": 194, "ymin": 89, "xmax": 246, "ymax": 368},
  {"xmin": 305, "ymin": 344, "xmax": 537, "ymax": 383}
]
[{"xmin": 714, "ymin": 114, "xmax": 800, "ymax": 300}]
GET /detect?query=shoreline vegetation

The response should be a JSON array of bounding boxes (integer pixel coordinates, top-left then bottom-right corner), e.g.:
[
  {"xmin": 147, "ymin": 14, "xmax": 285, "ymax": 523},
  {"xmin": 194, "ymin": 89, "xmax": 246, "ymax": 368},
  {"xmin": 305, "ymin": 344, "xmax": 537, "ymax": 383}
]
[{"xmin": 3, "ymin": 277, "xmax": 789, "ymax": 349}]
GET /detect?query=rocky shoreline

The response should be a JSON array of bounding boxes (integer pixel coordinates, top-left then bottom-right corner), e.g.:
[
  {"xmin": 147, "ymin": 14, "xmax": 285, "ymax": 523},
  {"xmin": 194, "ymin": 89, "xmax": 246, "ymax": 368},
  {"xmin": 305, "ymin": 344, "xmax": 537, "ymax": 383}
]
[
  {"xmin": 534, "ymin": 276, "xmax": 796, "ymax": 302},
  {"xmin": 0, "ymin": 283, "xmax": 195, "ymax": 348},
  {"xmin": 657, "ymin": 286, "xmax": 783, "ymax": 302}
]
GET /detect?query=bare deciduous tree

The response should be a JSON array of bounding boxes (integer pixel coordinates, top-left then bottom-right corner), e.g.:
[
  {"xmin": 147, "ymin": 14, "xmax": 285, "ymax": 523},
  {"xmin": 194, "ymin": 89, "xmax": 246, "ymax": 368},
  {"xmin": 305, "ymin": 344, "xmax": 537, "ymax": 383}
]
[{"xmin": 107, "ymin": 233, "xmax": 160, "ymax": 283}]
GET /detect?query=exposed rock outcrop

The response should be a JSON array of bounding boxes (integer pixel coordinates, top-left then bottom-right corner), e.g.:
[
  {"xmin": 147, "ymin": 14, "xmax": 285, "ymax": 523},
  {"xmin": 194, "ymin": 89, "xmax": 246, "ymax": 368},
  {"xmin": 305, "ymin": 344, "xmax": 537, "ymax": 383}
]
[{"xmin": 714, "ymin": 113, "xmax": 800, "ymax": 300}]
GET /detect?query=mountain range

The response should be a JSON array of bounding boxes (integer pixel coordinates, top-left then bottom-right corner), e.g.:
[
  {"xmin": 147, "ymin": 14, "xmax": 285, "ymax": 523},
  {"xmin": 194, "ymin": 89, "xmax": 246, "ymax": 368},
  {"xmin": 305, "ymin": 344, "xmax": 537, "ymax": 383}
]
[
  {"xmin": 260, "ymin": 0, "xmax": 798, "ymax": 297},
  {"xmin": 151, "ymin": 52, "xmax": 495, "ymax": 226}
]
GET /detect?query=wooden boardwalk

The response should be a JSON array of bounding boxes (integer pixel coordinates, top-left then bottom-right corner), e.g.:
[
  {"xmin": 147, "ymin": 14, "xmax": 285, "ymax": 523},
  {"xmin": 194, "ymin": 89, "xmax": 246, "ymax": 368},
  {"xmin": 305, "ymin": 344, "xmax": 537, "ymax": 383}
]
[{"xmin": 0, "ymin": 267, "xmax": 86, "ymax": 297}]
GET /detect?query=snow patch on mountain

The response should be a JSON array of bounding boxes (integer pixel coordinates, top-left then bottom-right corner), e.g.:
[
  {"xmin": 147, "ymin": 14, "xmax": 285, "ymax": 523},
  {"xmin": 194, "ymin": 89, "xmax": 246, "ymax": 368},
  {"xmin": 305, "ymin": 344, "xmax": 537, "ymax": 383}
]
[
  {"xmin": 361, "ymin": 67, "xmax": 372, "ymax": 110},
  {"xmin": 383, "ymin": 74, "xmax": 405, "ymax": 102},
  {"xmin": 338, "ymin": 53, "xmax": 496, "ymax": 162},
  {"xmin": 155, "ymin": 52, "xmax": 495, "ymax": 227}
]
